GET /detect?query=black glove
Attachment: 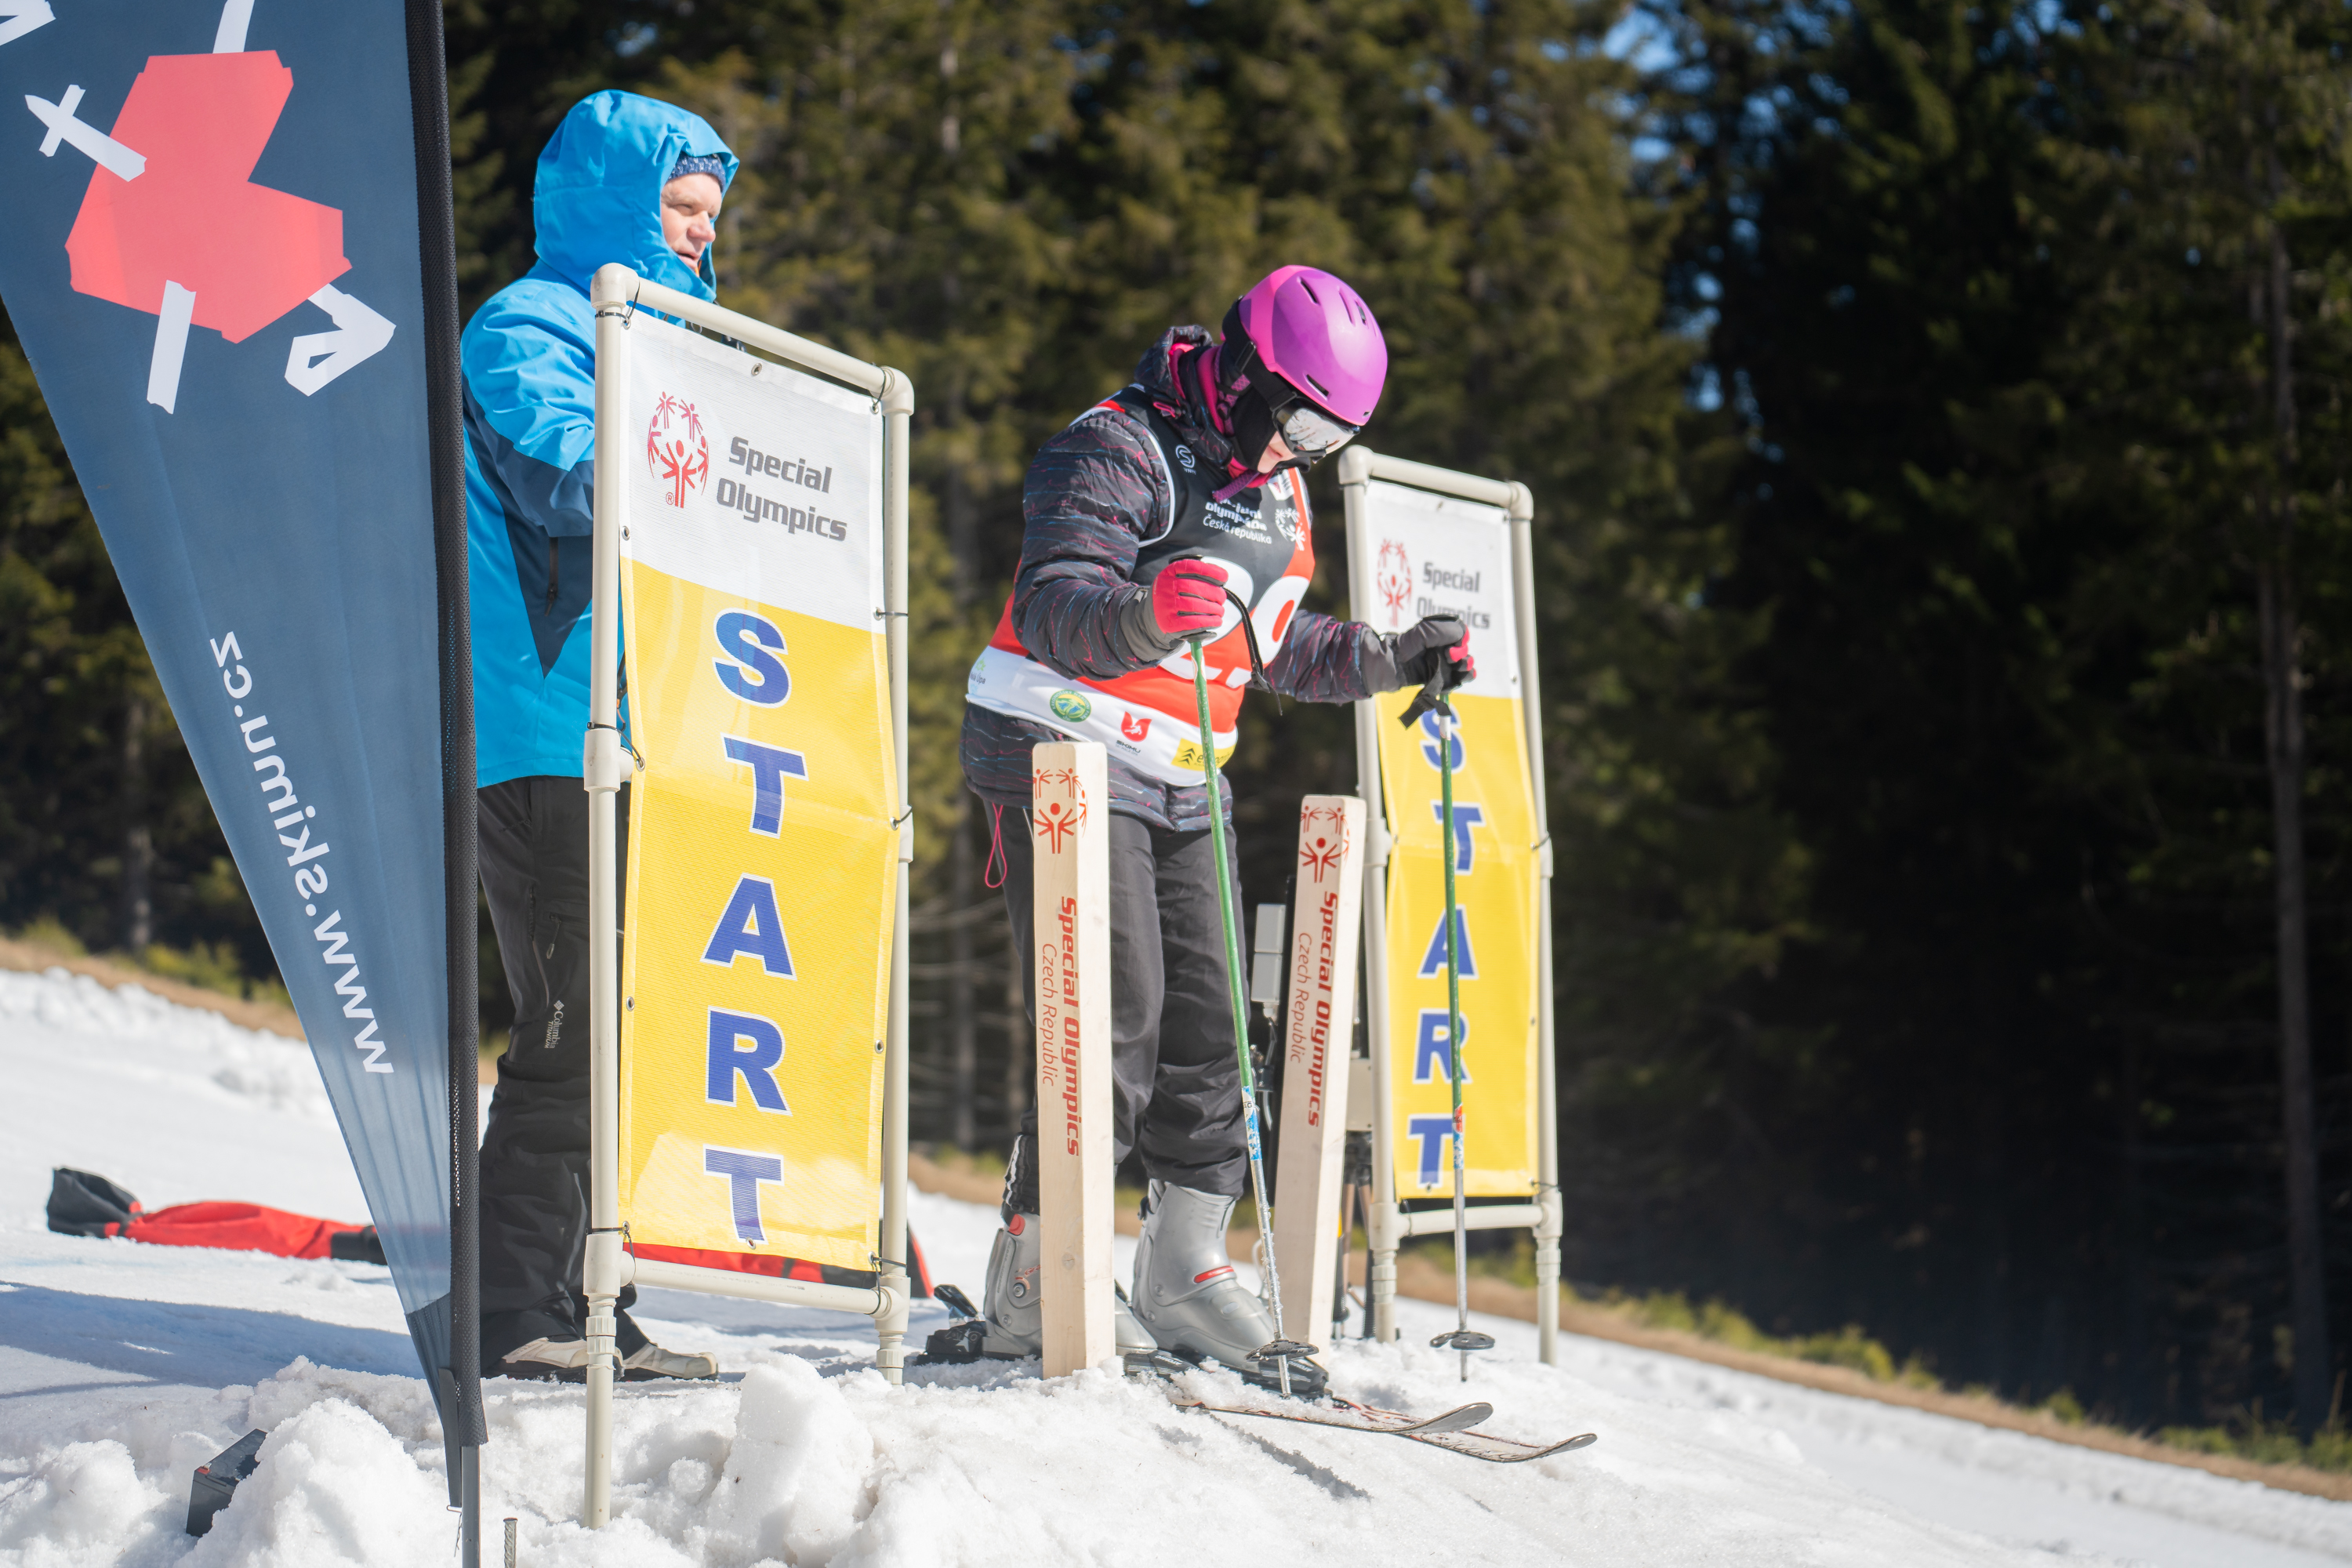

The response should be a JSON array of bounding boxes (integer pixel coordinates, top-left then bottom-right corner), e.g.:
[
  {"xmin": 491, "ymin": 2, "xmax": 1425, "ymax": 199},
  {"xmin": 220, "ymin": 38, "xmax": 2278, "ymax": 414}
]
[{"xmin": 1394, "ymin": 615, "xmax": 1475, "ymax": 690}]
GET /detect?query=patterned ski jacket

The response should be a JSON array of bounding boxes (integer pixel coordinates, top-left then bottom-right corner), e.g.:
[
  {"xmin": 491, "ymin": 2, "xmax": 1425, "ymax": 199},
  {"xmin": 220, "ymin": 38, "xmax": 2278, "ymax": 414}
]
[
  {"xmin": 459, "ymin": 92, "xmax": 737, "ymax": 787},
  {"xmin": 961, "ymin": 325, "xmax": 1403, "ymax": 831}
]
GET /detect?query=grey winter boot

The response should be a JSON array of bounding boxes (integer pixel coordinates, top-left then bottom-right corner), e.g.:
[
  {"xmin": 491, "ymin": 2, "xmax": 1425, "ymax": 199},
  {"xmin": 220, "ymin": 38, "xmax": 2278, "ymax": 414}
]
[
  {"xmin": 1114, "ymin": 1284, "xmax": 1159, "ymax": 1355},
  {"xmin": 924, "ymin": 1132, "xmax": 1162, "ymax": 1365},
  {"xmin": 978, "ymin": 1211, "xmax": 1159, "ymax": 1358},
  {"xmin": 976, "ymin": 1210, "xmax": 1046, "ymax": 1356},
  {"xmin": 1131, "ymin": 1180, "xmax": 1323, "ymax": 1393}
]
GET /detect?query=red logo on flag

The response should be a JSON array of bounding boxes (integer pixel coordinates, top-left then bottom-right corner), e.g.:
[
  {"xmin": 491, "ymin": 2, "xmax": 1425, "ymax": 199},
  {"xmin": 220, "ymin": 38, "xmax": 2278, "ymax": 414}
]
[
  {"xmin": 61, "ymin": 52, "xmax": 346, "ymax": 343},
  {"xmin": 647, "ymin": 393, "xmax": 709, "ymax": 508},
  {"xmin": 34, "ymin": 35, "xmax": 397, "ymax": 413},
  {"xmin": 1120, "ymin": 710, "xmax": 1151, "ymax": 742},
  {"xmin": 1033, "ymin": 767, "xmax": 1088, "ymax": 853}
]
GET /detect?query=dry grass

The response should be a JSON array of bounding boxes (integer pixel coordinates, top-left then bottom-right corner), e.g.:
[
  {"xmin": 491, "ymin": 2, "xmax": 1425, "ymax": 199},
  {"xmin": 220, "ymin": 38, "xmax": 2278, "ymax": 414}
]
[
  {"xmin": 1359, "ymin": 1250, "xmax": 2352, "ymax": 1504},
  {"xmin": 0, "ymin": 930, "xmax": 303, "ymax": 1040}
]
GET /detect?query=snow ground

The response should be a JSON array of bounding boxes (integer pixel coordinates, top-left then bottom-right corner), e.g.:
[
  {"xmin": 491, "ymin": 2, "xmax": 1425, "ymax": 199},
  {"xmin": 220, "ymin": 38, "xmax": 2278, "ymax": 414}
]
[{"xmin": 2, "ymin": 967, "xmax": 2348, "ymax": 1566}]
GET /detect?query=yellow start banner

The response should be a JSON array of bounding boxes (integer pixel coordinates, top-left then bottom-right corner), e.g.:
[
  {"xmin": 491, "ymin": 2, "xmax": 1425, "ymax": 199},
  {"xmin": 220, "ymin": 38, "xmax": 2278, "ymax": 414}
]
[
  {"xmin": 615, "ymin": 314, "xmax": 896, "ymax": 1269},
  {"xmin": 1364, "ymin": 481, "xmax": 1541, "ymax": 1198}
]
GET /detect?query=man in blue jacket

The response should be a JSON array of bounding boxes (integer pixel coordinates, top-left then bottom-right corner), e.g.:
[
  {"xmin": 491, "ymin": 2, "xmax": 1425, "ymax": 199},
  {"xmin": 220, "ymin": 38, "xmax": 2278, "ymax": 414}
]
[{"xmin": 462, "ymin": 91, "xmax": 735, "ymax": 1381}]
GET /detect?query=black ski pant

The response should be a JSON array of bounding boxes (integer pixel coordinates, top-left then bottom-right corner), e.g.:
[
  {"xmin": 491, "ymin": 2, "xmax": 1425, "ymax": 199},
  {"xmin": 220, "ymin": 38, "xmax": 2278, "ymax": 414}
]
[
  {"xmin": 476, "ymin": 775, "xmax": 637, "ymax": 1361},
  {"xmin": 996, "ymin": 804, "xmax": 1249, "ymax": 1199}
]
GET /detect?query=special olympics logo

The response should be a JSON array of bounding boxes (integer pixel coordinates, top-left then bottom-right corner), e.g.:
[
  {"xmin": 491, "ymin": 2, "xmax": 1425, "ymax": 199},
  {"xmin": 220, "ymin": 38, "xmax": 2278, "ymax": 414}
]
[
  {"xmin": 1375, "ymin": 539, "xmax": 1413, "ymax": 628},
  {"xmin": 1033, "ymin": 766, "xmax": 1089, "ymax": 853},
  {"xmin": 647, "ymin": 392, "xmax": 709, "ymax": 508},
  {"xmin": 1299, "ymin": 803, "xmax": 1351, "ymax": 883}
]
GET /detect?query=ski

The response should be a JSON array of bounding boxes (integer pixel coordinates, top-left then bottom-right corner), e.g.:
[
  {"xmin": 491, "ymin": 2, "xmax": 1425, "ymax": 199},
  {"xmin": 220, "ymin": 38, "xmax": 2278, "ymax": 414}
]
[
  {"xmin": 1174, "ymin": 1394, "xmax": 1600, "ymax": 1463},
  {"xmin": 1404, "ymin": 1426, "xmax": 1599, "ymax": 1464},
  {"xmin": 1174, "ymin": 1395, "xmax": 1492, "ymax": 1439}
]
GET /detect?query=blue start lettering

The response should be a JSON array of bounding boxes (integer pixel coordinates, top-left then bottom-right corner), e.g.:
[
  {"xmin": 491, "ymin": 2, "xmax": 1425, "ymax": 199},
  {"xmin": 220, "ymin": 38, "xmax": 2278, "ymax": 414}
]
[
  {"xmin": 1417, "ymin": 906, "xmax": 1477, "ymax": 980},
  {"xmin": 703, "ymin": 1146, "xmax": 784, "ymax": 1243},
  {"xmin": 706, "ymin": 1008, "xmax": 790, "ymax": 1112},
  {"xmin": 713, "ymin": 611, "xmax": 789, "ymax": 706},
  {"xmin": 702, "ymin": 875, "xmax": 795, "ymax": 977},
  {"xmin": 723, "ymin": 735, "xmax": 808, "ymax": 837},
  {"xmin": 1414, "ymin": 1008, "xmax": 1472, "ymax": 1085}
]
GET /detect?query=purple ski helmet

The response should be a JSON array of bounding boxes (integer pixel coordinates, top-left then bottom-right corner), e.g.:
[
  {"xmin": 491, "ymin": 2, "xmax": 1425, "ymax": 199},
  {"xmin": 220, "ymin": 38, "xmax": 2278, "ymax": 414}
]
[{"xmin": 1223, "ymin": 265, "xmax": 1388, "ymax": 427}]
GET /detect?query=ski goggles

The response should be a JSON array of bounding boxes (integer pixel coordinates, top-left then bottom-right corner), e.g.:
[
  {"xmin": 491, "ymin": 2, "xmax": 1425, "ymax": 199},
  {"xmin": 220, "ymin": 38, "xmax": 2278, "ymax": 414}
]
[{"xmin": 1272, "ymin": 395, "xmax": 1360, "ymax": 461}]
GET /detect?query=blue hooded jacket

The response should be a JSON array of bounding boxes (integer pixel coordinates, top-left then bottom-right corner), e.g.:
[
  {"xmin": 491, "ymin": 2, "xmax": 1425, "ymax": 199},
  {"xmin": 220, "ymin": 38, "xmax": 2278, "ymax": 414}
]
[{"xmin": 461, "ymin": 92, "xmax": 739, "ymax": 786}]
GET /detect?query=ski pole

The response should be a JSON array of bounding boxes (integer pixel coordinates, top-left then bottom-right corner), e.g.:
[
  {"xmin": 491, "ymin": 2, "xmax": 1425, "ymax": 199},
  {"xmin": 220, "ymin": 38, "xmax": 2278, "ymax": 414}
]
[
  {"xmin": 1332, "ymin": 1196, "xmax": 1351, "ymax": 1345},
  {"xmin": 1440, "ymin": 696, "xmax": 1473, "ymax": 1381},
  {"xmin": 1189, "ymin": 630, "xmax": 1316, "ymax": 1396},
  {"xmin": 1405, "ymin": 673, "xmax": 1495, "ymax": 1381}
]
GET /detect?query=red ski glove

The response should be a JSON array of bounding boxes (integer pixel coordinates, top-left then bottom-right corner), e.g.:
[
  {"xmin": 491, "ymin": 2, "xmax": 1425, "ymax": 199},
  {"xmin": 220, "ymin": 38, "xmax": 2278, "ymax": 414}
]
[{"xmin": 1151, "ymin": 557, "xmax": 1229, "ymax": 637}]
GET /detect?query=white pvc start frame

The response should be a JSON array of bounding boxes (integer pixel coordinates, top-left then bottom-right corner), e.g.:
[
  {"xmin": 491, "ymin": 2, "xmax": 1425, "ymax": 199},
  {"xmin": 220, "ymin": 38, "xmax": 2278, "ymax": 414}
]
[
  {"xmin": 1336, "ymin": 447, "xmax": 1563, "ymax": 1365},
  {"xmin": 582, "ymin": 264, "xmax": 914, "ymax": 1526}
]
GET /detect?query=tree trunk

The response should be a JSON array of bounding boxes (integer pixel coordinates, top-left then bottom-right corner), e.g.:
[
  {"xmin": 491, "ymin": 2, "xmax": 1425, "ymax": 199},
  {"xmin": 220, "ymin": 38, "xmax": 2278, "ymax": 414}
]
[
  {"xmin": 118, "ymin": 695, "xmax": 152, "ymax": 952},
  {"xmin": 2259, "ymin": 550, "xmax": 2326, "ymax": 1436},
  {"xmin": 1974, "ymin": 1078, "xmax": 2009, "ymax": 1392},
  {"xmin": 2120, "ymin": 1037, "xmax": 2151, "ymax": 1425},
  {"xmin": 2258, "ymin": 194, "xmax": 2329, "ymax": 1439}
]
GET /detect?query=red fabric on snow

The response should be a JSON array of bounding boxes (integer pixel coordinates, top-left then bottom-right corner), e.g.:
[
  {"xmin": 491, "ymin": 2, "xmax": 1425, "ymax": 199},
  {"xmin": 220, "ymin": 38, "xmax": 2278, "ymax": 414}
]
[
  {"xmin": 114, "ymin": 1201, "xmax": 361, "ymax": 1260},
  {"xmin": 104, "ymin": 1197, "xmax": 938, "ymax": 1296}
]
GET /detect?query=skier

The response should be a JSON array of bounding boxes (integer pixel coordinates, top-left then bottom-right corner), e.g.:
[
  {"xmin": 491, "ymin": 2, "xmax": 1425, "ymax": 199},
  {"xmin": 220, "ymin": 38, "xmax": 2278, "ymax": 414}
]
[
  {"xmin": 953, "ymin": 266, "xmax": 1476, "ymax": 1387},
  {"xmin": 459, "ymin": 91, "xmax": 734, "ymax": 1381}
]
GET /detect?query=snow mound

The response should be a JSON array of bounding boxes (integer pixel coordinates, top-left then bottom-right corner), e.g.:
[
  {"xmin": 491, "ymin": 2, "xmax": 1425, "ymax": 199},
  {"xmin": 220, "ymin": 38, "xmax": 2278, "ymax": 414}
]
[
  {"xmin": 0, "ymin": 1440, "xmax": 171, "ymax": 1567},
  {"xmin": 185, "ymin": 1396, "xmax": 451, "ymax": 1568},
  {"xmin": 697, "ymin": 1360, "xmax": 874, "ymax": 1563},
  {"xmin": 0, "ymin": 1348, "xmax": 2042, "ymax": 1568},
  {"xmin": 0, "ymin": 966, "xmax": 326, "ymax": 1123},
  {"xmin": 0, "ymin": 965, "xmax": 352, "ymax": 1236}
]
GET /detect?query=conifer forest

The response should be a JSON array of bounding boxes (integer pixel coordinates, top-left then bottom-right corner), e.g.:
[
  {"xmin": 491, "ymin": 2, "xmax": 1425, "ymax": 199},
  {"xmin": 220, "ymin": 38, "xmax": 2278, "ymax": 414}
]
[{"xmin": 6, "ymin": 0, "xmax": 2352, "ymax": 1440}]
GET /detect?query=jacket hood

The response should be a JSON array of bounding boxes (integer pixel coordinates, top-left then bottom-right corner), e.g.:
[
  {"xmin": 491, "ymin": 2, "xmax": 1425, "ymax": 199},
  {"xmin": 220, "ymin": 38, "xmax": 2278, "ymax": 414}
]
[
  {"xmin": 1134, "ymin": 325, "xmax": 1240, "ymax": 472},
  {"xmin": 532, "ymin": 91, "xmax": 739, "ymax": 299}
]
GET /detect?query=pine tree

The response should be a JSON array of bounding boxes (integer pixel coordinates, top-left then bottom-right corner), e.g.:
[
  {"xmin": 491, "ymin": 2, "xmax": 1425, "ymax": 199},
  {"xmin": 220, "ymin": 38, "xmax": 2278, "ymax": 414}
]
[
  {"xmin": 2044, "ymin": 0, "xmax": 2352, "ymax": 1434},
  {"xmin": 644, "ymin": 0, "xmax": 1764, "ymax": 1152},
  {"xmin": 1649, "ymin": 0, "xmax": 2111, "ymax": 1392},
  {"xmin": 1653, "ymin": 0, "xmax": 2352, "ymax": 1426},
  {"xmin": 0, "ymin": 307, "xmax": 237, "ymax": 964}
]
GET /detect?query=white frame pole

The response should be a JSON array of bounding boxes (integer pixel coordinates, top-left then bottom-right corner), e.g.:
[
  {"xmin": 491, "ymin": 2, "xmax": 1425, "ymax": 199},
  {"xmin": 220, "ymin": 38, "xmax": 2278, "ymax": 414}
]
[
  {"xmin": 583, "ymin": 265, "xmax": 632, "ymax": 1529},
  {"xmin": 1507, "ymin": 481, "xmax": 1563, "ymax": 1366},
  {"xmin": 878, "ymin": 368, "xmax": 915, "ymax": 1383},
  {"xmin": 581, "ymin": 265, "xmax": 913, "ymax": 1530},
  {"xmin": 1337, "ymin": 448, "xmax": 1557, "ymax": 1359}
]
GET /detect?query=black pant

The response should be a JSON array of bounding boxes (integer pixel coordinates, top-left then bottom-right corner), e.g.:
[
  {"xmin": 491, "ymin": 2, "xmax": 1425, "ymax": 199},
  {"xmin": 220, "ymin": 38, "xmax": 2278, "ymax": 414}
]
[
  {"xmin": 996, "ymin": 804, "xmax": 1249, "ymax": 1196},
  {"xmin": 476, "ymin": 776, "xmax": 636, "ymax": 1356}
]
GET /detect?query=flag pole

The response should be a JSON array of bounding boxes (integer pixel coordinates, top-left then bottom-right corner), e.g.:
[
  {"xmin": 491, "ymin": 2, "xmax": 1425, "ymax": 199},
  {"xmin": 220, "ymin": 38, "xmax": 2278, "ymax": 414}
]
[{"xmin": 404, "ymin": 2, "xmax": 482, "ymax": 1561}]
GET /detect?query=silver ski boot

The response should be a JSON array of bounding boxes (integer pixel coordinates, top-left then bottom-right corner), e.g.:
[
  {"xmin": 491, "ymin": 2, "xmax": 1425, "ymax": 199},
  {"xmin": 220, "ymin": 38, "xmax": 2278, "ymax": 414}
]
[
  {"xmin": 920, "ymin": 1132, "xmax": 1161, "ymax": 1367},
  {"xmin": 976, "ymin": 1210, "xmax": 1044, "ymax": 1356},
  {"xmin": 1132, "ymin": 1180, "xmax": 1325, "ymax": 1395},
  {"xmin": 935, "ymin": 1211, "xmax": 1157, "ymax": 1361}
]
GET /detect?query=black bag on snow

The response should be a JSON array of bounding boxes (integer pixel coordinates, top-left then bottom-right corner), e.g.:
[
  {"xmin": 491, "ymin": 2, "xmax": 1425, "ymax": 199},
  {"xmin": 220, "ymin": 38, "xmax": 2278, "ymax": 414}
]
[{"xmin": 47, "ymin": 1166, "xmax": 143, "ymax": 1236}]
